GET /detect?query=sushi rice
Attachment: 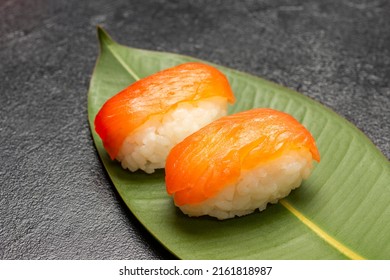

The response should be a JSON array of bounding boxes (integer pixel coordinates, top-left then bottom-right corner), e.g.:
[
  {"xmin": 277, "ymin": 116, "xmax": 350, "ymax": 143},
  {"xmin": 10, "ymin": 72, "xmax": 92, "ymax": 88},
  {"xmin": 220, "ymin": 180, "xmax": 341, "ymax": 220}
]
[
  {"xmin": 116, "ymin": 96, "xmax": 228, "ymax": 173},
  {"xmin": 178, "ymin": 150, "xmax": 313, "ymax": 220}
]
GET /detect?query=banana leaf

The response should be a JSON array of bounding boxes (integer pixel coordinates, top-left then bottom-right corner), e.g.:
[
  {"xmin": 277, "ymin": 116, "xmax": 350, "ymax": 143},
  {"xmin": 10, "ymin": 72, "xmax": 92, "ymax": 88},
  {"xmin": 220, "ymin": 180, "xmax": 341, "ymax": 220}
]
[{"xmin": 87, "ymin": 27, "xmax": 390, "ymax": 260}]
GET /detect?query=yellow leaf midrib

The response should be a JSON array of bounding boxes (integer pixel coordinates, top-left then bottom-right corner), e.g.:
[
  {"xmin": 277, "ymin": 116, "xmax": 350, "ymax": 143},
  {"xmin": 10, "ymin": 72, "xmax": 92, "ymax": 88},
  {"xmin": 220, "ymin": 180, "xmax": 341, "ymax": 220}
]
[
  {"xmin": 105, "ymin": 42, "xmax": 141, "ymax": 82},
  {"xmin": 280, "ymin": 199, "xmax": 365, "ymax": 260}
]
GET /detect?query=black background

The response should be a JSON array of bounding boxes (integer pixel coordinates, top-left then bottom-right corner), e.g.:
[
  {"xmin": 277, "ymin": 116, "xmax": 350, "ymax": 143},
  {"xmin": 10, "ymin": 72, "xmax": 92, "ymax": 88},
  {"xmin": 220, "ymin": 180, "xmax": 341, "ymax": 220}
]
[{"xmin": 1, "ymin": 0, "xmax": 389, "ymax": 259}]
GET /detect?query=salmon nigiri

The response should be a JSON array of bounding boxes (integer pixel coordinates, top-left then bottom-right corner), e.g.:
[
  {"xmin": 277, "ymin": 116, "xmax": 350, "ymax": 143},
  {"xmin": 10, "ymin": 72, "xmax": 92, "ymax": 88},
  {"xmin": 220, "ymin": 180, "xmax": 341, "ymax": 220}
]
[
  {"xmin": 166, "ymin": 108, "xmax": 320, "ymax": 219},
  {"xmin": 94, "ymin": 62, "xmax": 235, "ymax": 173}
]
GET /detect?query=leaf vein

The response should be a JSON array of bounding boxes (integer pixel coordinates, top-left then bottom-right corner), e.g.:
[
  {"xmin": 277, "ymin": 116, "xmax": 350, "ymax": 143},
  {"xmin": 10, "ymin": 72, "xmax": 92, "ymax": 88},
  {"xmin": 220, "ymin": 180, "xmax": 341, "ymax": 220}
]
[
  {"xmin": 106, "ymin": 44, "xmax": 141, "ymax": 81},
  {"xmin": 280, "ymin": 199, "xmax": 365, "ymax": 260}
]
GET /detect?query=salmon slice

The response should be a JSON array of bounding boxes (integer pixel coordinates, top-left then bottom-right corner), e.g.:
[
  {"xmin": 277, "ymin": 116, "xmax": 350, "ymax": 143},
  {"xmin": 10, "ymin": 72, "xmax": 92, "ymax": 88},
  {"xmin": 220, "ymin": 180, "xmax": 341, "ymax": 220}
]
[
  {"xmin": 166, "ymin": 108, "xmax": 320, "ymax": 206},
  {"xmin": 94, "ymin": 62, "xmax": 235, "ymax": 159}
]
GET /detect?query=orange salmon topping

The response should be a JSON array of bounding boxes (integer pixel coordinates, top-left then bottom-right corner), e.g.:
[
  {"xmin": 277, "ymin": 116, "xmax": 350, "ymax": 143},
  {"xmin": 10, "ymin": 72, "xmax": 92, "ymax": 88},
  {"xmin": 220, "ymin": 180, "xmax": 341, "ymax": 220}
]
[
  {"xmin": 94, "ymin": 62, "xmax": 235, "ymax": 159},
  {"xmin": 165, "ymin": 108, "xmax": 320, "ymax": 206}
]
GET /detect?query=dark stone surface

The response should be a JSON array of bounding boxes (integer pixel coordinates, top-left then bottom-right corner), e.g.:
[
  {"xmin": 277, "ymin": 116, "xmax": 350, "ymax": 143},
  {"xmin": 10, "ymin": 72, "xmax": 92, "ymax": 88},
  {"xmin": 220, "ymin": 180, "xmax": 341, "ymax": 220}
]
[{"xmin": 0, "ymin": 0, "xmax": 389, "ymax": 259}]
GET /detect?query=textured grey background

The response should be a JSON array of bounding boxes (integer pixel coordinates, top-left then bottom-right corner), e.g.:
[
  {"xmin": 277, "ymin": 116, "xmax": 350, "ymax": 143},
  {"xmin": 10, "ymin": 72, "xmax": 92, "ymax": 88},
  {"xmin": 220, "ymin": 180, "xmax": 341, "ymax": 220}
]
[{"xmin": 1, "ymin": 0, "xmax": 389, "ymax": 259}]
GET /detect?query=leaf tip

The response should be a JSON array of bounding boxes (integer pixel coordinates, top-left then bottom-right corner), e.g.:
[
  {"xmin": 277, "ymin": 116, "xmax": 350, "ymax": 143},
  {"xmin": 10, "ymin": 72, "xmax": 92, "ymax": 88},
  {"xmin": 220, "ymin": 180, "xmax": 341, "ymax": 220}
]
[{"xmin": 96, "ymin": 26, "xmax": 115, "ymax": 47}]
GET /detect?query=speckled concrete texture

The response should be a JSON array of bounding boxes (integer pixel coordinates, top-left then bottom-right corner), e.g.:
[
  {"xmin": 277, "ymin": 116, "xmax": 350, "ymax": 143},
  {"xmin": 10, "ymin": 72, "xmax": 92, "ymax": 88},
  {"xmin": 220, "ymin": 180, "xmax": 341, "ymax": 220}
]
[{"xmin": 0, "ymin": 0, "xmax": 389, "ymax": 259}]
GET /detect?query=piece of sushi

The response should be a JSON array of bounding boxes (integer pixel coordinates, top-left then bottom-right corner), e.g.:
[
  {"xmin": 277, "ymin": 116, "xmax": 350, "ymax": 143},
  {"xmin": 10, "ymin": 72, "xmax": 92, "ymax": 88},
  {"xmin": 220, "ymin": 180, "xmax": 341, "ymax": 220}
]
[
  {"xmin": 94, "ymin": 62, "xmax": 235, "ymax": 173},
  {"xmin": 165, "ymin": 108, "xmax": 320, "ymax": 220}
]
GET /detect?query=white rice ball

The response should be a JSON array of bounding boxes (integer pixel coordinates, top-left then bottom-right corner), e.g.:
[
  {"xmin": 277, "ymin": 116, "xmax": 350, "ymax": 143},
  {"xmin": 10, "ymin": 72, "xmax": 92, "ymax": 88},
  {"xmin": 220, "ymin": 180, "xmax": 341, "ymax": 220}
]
[
  {"xmin": 178, "ymin": 150, "xmax": 313, "ymax": 220},
  {"xmin": 116, "ymin": 97, "xmax": 228, "ymax": 173}
]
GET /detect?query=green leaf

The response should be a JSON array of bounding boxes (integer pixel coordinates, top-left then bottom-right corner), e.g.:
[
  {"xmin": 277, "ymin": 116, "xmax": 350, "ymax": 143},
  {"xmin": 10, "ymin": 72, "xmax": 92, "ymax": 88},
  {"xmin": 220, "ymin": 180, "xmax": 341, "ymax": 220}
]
[{"xmin": 88, "ymin": 27, "xmax": 390, "ymax": 259}]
